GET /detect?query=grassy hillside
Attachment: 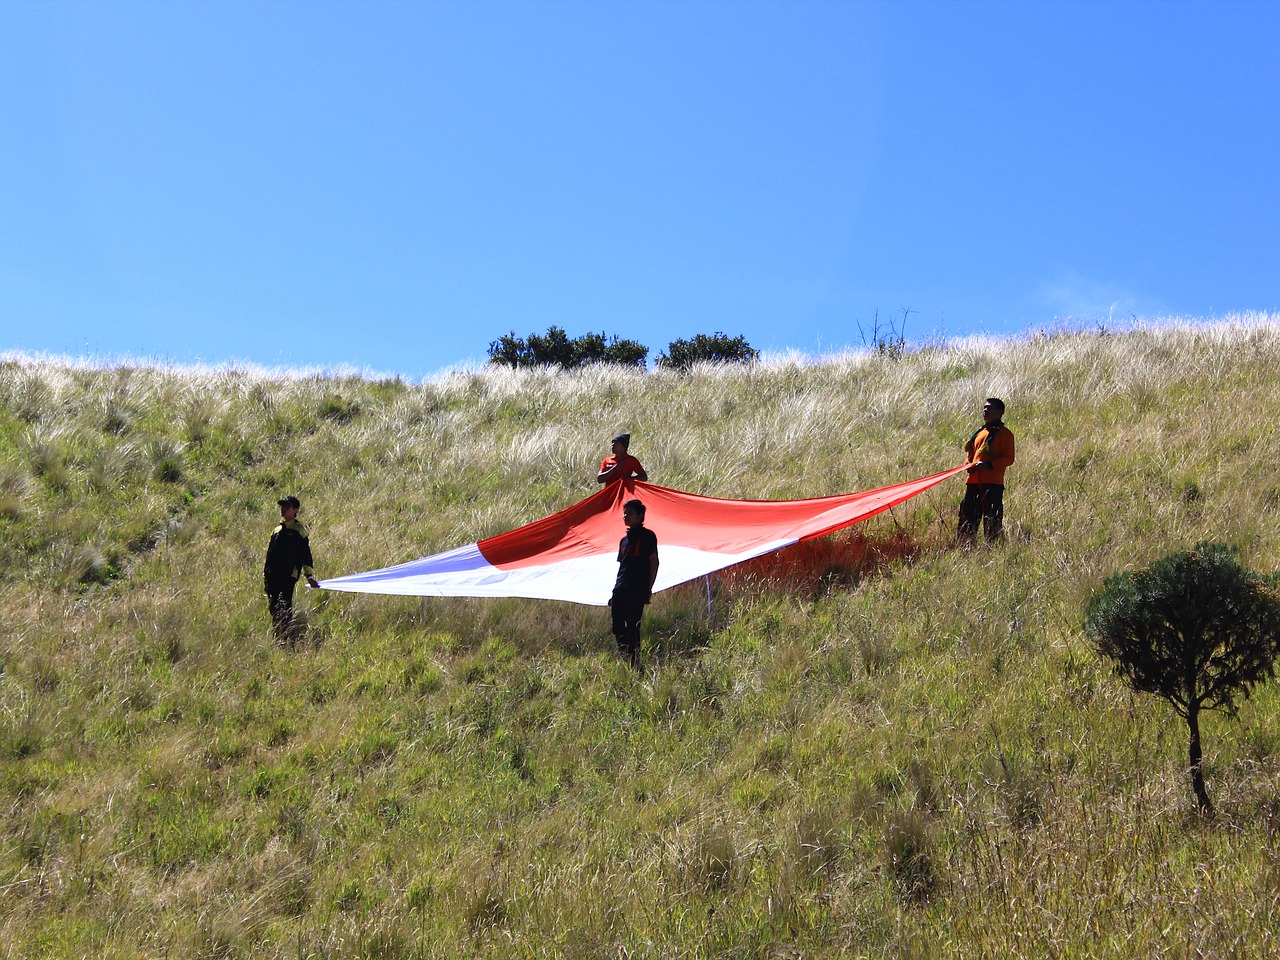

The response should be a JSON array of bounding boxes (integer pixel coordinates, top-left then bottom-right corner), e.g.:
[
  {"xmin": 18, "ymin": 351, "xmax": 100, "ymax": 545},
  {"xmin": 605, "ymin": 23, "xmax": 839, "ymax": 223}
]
[{"xmin": 3, "ymin": 318, "xmax": 1280, "ymax": 958}]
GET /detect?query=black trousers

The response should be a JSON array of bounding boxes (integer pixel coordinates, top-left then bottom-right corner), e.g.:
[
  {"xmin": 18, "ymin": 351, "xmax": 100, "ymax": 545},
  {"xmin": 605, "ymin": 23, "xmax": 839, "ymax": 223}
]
[
  {"xmin": 610, "ymin": 590, "xmax": 646, "ymax": 666},
  {"xmin": 958, "ymin": 484, "xmax": 1005, "ymax": 542},
  {"xmin": 265, "ymin": 577, "xmax": 298, "ymax": 643}
]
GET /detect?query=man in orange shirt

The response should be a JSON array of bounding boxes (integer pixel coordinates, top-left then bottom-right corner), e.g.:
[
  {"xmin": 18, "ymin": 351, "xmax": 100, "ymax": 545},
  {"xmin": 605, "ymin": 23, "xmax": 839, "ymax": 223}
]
[
  {"xmin": 597, "ymin": 433, "xmax": 648, "ymax": 485},
  {"xmin": 958, "ymin": 398, "xmax": 1015, "ymax": 543}
]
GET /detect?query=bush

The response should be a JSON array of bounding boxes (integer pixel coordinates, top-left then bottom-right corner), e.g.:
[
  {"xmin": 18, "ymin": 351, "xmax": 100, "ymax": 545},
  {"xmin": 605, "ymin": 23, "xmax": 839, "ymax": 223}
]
[
  {"xmin": 1083, "ymin": 542, "xmax": 1280, "ymax": 813},
  {"xmin": 656, "ymin": 332, "xmax": 758, "ymax": 371},
  {"xmin": 487, "ymin": 326, "xmax": 648, "ymax": 369}
]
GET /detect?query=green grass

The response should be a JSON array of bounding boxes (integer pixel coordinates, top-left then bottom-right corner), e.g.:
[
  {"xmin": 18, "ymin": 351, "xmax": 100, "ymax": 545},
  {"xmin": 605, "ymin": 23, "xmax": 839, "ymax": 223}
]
[{"xmin": 3, "ymin": 318, "xmax": 1280, "ymax": 957}]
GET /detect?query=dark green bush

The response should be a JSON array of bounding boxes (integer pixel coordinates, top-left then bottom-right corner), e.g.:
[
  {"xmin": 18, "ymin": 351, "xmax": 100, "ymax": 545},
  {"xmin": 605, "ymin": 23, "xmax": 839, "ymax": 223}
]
[
  {"xmin": 487, "ymin": 326, "xmax": 648, "ymax": 369},
  {"xmin": 656, "ymin": 332, "xmax": 758, "ymax": 371}
]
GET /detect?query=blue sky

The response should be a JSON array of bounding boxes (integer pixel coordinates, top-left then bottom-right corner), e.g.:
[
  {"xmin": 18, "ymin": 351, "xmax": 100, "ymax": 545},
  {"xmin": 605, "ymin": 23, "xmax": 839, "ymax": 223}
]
[{"xmin": 2, "ymin": 0, "xmax": 1277, "ymax": 379}]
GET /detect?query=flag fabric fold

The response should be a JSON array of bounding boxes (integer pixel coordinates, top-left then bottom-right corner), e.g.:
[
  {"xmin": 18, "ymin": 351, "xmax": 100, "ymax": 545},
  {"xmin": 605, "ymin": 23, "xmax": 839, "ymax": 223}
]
[{"xmin": 318, "ymin": 466, "xmax": 970, "ymax": 606}]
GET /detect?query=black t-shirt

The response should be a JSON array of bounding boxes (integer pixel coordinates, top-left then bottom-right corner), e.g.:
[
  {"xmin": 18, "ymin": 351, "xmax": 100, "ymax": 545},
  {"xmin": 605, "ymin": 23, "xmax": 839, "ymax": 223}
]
[{"xmin": 614, "ymin": 525, "xmax": 658, "ymax": 594}]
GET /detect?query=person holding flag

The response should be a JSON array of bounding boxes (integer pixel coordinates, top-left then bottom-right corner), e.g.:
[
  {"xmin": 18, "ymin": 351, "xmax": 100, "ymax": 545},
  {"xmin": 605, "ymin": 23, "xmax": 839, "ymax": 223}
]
[
  {"xmin": 609, "ymin": 498, "xmax": 659, "ymax": 668},
  {"xmin": 597, "ymin": 433, "xmax": 648, "ymax": 484},
  {"xmin": 958, "ymin": 398, "xmax": 1015, "ymax": 544}
]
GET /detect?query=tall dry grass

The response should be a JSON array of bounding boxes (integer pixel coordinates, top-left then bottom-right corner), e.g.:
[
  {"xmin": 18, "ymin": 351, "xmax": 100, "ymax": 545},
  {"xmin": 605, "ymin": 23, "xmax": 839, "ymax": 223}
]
[{"xmin": 2, "ymin": 316, "xmax": 1280, "ymax": 958}]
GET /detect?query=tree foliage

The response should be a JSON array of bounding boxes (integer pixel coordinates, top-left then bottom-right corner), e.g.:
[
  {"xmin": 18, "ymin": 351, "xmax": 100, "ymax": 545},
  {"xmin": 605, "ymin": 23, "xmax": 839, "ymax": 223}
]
[
  {"xmin": 487, "ymin": 326, "xmax": 648, "ymax": 369},
  {"xmin": 656, "ymin": 332, "xmax": 759, "ymax": 371},
  {"xmin": 487, "ymin": 328, "xmax": 759, "ymax": 371},
  {"xmin": 1083, "ymin": 542, "xmax": 1280, "ymax": 813},
  {"xmin": 572, "ymin": 331, "xmax": 649, "ymax": 367}
]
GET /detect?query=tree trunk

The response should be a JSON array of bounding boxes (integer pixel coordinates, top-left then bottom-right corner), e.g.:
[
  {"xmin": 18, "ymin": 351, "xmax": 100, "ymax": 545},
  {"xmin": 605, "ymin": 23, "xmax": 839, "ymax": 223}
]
[{"xmin": 1187, "ymin": 705, "xmax": 1213, "ymax": 815}]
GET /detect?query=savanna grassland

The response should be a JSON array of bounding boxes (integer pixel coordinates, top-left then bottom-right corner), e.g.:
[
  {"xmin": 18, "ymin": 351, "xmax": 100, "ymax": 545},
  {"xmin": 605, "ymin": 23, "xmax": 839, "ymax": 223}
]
[{"xmin": 3, "ymin": 319, "xmax": 1280, "ymax": 959}]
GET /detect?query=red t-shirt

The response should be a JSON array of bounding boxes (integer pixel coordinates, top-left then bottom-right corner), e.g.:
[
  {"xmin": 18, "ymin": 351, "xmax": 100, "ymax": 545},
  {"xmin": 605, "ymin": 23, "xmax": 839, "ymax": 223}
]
[{"xmin": 600, "ymin": 453, "xmax": 646, "ymax": 481}]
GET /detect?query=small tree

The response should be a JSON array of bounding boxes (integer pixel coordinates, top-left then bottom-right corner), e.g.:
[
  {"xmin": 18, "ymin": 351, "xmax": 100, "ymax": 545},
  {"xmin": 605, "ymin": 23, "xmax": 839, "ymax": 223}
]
[
  {"xmin": 524, "ymin": 326, "xmax": 578, "ymax": 367},
  {"xmin": 487, "ymin": 327, "xmax": 648, "ymax": 369},
  {"xmin": 656, "ymin": 332, "xmax": 758, "ymax": 371},
  {"xmin": 571, "ymin": 331, "xmax": 649, "ymax": 368},
  {"xmin": 486, "ymin": 330, "xmax": 542, "ymax": 367},
  {"xmin": 1083, "ymin": 542, "xmax": 1280, "ymax": 814}
]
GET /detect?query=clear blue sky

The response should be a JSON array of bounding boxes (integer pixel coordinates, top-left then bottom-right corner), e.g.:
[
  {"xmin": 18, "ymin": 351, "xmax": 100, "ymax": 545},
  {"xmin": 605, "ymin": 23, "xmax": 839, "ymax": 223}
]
[{"xmin": 3, "ymin": 0, "xmax": 1277, "ymax": 379}]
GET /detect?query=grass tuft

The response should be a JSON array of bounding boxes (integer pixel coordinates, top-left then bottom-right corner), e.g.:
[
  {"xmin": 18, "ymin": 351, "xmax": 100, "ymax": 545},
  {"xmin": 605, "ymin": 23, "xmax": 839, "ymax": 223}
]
[{"xmin": 883, "ymin": 808, "xmax": 938, "ymax": 905}]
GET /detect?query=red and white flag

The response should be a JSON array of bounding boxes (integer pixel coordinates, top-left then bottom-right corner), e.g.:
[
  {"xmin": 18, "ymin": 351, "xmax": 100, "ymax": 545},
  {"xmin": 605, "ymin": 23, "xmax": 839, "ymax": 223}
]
[{"xmin": 319, "ymin": 466, "xmax": 969, "ymax": 606}]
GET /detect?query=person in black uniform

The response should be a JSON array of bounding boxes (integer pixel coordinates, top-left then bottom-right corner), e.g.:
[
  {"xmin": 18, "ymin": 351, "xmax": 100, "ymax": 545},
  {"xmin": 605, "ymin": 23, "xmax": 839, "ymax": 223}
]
[
  {"xmin": 263, "ymin": 495, "xmax": 319, "ymax": 646},
  {"xmin": 609, "ymin": 498, "xmax": 659, "ymax": 669}
]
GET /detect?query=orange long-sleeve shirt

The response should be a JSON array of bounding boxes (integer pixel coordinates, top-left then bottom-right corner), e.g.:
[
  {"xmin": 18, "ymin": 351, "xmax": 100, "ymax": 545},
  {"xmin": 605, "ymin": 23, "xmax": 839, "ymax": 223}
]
[{"xmin": 964, "ymin": 423, "xmax": 1015, "ymax": 485}]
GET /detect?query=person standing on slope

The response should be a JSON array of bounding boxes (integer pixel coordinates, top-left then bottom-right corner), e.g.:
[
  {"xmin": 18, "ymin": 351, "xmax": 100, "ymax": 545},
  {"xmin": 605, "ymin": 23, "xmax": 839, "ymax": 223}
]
[
  {"xmin": 263, "ymin": 495, "xmax": 319, "ymax": 646},
  {"xmin": 958, "ymin": 398, "xmax": 1015, "ymax": 544},
  {"xmin": 597, "ymin": 433, "xmax": 648, "ymax": 484},
  {"xmin": 609, "ymin": 498, "xmax": 659, "ymax": 669}
]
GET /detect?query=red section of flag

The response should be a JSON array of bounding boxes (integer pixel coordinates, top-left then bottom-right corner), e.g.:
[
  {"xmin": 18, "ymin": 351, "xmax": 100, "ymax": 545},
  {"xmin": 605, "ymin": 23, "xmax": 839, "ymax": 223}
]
[{"xmin": 478, "ymin": 466, "xmax": 969, "ymax": 571}]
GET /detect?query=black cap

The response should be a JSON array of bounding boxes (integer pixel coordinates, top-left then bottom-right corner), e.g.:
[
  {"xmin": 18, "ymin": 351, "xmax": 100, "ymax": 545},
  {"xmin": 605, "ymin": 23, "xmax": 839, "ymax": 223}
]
[
  {"xmin": 278, "ymin": 495, "xmax": 301, "ymax": 510},
  {"xmin": 612, "ymin": 433, "xmax": 631, "ymax": 448}
]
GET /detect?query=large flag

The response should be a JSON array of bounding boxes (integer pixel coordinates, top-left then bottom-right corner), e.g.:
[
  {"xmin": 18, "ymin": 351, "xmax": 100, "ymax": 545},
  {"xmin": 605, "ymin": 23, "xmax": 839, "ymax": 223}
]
[{"xmin": 318, "ymin": 466, "xmax": 970, "ymax": 606}]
